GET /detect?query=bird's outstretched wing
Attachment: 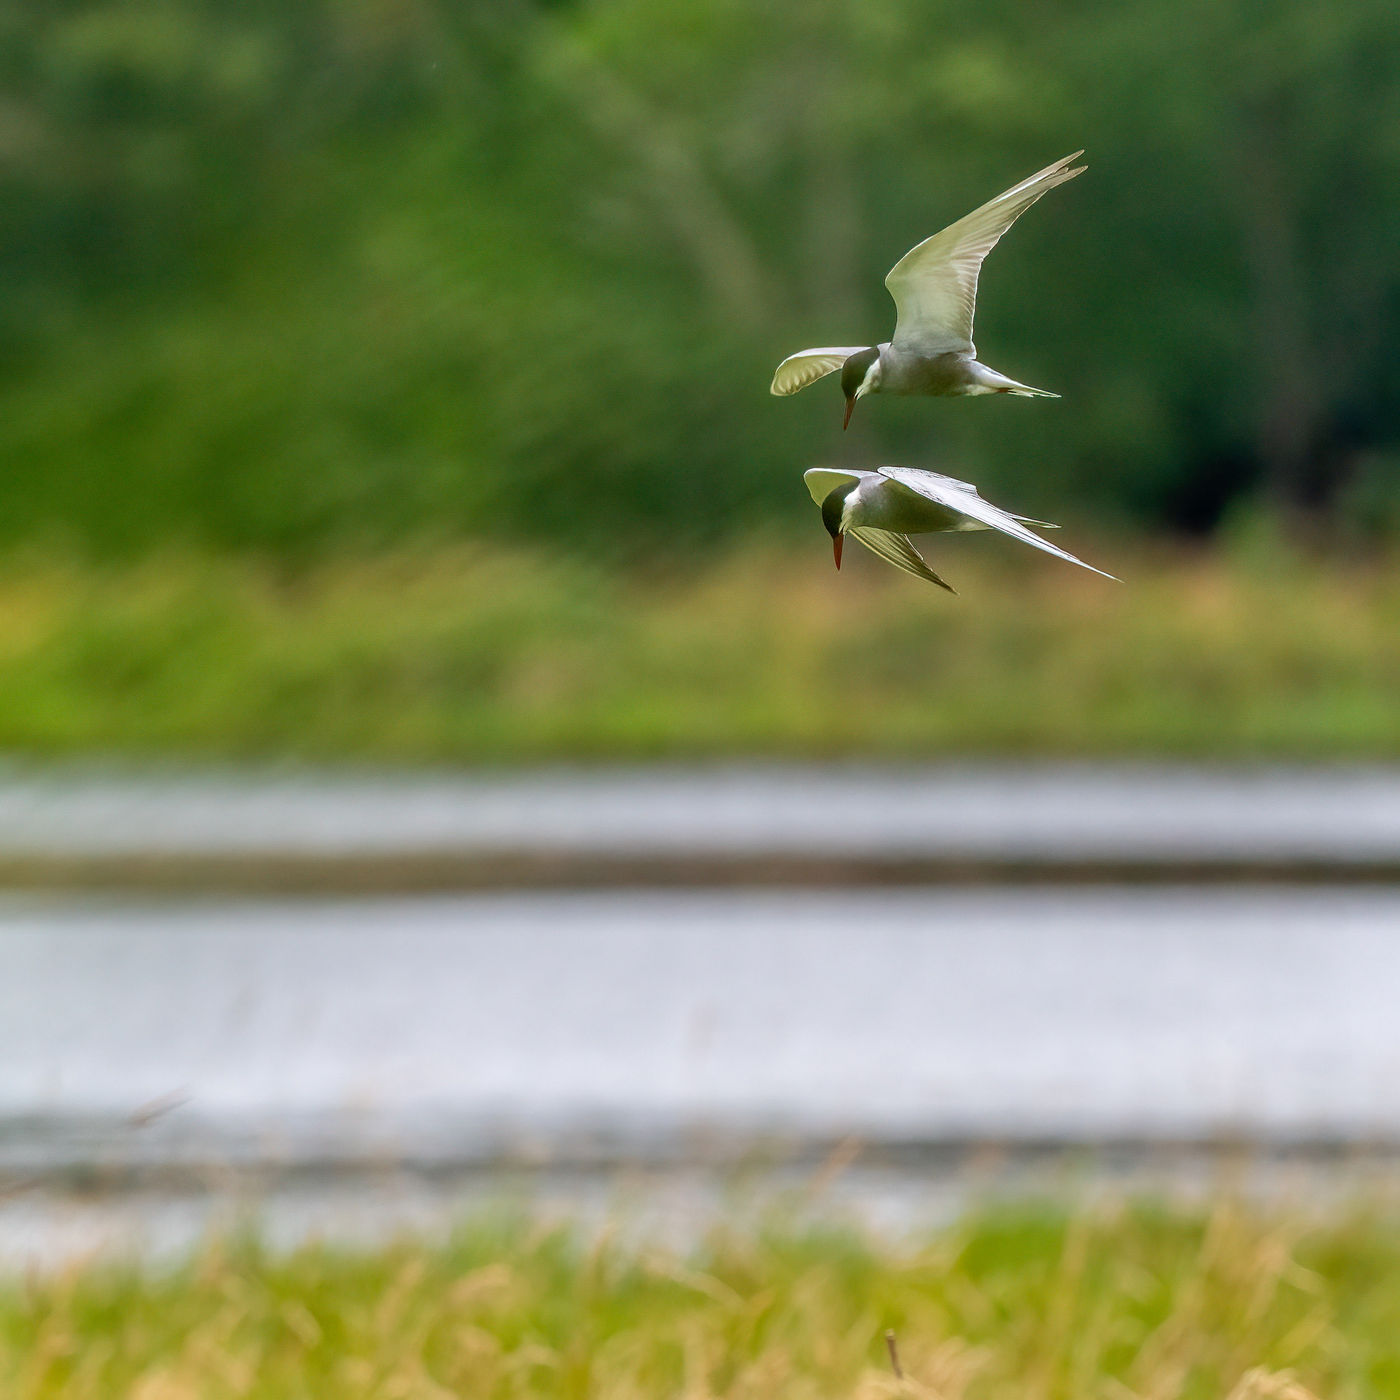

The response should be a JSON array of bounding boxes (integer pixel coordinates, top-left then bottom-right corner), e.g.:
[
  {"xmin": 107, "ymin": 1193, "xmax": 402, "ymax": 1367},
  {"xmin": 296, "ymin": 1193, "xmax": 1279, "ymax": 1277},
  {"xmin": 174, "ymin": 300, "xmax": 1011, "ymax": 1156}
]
[
  {"xmin": 884, "ymin": 152, "xmax": 1085, "ymax": 356},
  {"xmin": 877, "ymin": 466, "xmax": 1116, "ymax": 580},
  {"xmin": 890, "ymin": 470, "xmax": 1057, "ymax": 528},
  {"xmin": 771, "ymin": 347, "xmax": 868, "ymax": 396},
  {"xmin": 803, "ymin": 467, "xmax": 871, "ymax": 507},
  {"xmin": 849, "ymin": 527, "xmax": 956, "ymax": 593}
]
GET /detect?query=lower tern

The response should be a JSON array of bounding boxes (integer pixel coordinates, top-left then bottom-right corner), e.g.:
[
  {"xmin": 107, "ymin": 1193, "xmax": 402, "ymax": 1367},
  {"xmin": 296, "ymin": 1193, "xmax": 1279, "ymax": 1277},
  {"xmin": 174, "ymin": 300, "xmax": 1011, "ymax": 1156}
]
[
  {"xmin": 773, "ymin": 152, "xmax": 1086, "ymax": 427},
  {"xmin": 806, "ymin": 466, "xmax": 1116, "ymax": 594}
]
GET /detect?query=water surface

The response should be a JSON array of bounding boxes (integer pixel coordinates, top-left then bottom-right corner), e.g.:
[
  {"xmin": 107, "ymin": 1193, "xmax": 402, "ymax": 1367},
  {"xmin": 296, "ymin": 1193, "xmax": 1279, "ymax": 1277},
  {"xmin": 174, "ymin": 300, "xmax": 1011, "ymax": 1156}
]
[{"xmin": 4, "ymin": 884, "xmax": 1399, "ymax": 1166}]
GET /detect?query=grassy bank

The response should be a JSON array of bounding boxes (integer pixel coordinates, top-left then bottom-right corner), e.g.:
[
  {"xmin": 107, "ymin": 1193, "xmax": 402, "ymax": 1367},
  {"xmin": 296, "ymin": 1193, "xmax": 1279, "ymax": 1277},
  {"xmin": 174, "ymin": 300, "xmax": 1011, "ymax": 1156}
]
[
  {"xmin": 0, "ymin": 541, "xmax": 1398, "ymax": 761},
  {"xmin": 2, "ymin": 1201, "xmax": 1394, "ymax": 1399}
]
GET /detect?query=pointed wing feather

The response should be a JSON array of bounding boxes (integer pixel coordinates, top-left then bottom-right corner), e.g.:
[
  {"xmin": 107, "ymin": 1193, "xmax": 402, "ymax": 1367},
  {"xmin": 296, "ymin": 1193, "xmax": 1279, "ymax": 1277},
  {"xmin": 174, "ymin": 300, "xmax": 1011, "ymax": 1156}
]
[
  {"xmin": 884, "ymin": 152, "xmax": 1085, "ymax": 355},
  {"xmin": 771, "ymin": 347, "xmax": 869, "ymax": 396},
  {"xmin": 849, "ymin": 527, "xmax": 956, "ymax": 593},
  {"xmin": 877, "ymin": 466, "xmax": 1116, "ymax": 580}
]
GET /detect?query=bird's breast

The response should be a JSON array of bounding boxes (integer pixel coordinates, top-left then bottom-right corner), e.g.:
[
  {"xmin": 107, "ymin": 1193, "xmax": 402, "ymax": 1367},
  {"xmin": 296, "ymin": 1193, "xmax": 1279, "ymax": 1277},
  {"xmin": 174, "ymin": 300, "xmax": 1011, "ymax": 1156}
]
[{"xmin": 878, "ymin": 348, "xmax": 974, "ymax": 396}]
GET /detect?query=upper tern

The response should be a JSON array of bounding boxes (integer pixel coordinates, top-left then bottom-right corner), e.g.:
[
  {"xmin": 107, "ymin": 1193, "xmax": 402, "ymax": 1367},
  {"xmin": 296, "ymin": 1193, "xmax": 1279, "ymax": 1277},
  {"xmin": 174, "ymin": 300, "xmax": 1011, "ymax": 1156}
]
[
  {"xmin": 805, "ymin": 465, "xmax": 1116, "ymax": 594},
  {"xmin": 773, "ymin": 152, "xmax": 1086, "ymax": 427}
]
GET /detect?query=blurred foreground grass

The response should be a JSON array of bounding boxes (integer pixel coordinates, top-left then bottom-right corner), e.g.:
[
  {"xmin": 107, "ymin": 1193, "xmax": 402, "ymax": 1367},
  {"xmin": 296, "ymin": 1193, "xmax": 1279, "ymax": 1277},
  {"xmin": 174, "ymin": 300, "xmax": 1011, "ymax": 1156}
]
[
  {"xmin": 1, "ymin": 539, "xmax": 1399, "ymax": 760},
  {"xmin": 2, "ymin": 1201, "xmax": 1395, "ymax": 1399}
]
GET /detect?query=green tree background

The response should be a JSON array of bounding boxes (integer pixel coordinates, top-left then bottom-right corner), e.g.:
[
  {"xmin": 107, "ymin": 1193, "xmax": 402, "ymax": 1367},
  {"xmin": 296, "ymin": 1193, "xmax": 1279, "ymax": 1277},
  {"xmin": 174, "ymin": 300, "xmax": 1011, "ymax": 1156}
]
[{"xmin": 4, "ymin": 0, "xmax": 1400, "ymax": 560}]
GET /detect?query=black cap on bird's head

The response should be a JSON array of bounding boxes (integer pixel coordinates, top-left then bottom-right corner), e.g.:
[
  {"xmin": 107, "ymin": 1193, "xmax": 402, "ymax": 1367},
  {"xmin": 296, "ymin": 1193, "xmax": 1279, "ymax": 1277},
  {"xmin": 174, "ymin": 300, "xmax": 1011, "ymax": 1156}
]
[
  {"xmin": 820, "ymin": 479, "xmax": 858, "ymax": 570},
  {"xmin": 839, "ymin": 348, "xmax": 879, "ymax": 430}
]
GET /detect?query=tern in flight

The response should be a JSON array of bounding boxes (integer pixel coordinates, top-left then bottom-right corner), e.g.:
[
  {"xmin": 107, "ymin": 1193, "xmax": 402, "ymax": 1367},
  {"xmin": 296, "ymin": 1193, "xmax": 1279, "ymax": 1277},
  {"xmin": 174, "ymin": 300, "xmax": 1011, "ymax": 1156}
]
[
  {"xmin": 805, "ymin": 466, "xmax": 1116, "ymax": 594},
  {"xmin": 773, "ymin": 152, "xmax": 1086, "ymax": 427}
]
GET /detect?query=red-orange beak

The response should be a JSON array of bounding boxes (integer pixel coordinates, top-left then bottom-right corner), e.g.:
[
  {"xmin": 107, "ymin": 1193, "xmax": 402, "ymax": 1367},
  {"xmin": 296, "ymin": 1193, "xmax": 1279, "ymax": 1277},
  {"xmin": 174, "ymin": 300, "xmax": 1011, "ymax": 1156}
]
[
  {"xmin": 843, "ymin": 396, "xmax": 855, "ymax": 430},
  {"xmin": 833, "ymin": 534, "xmax": 843, "ymax": 570}
]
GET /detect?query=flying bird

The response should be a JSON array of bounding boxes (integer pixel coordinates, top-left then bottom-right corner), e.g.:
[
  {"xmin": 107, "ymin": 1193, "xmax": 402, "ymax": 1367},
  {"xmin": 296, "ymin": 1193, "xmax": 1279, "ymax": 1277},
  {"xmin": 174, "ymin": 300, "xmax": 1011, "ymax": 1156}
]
[
  {"xmin": 773, "ymin": 152, "xmax": 1086, "ymax": 427},
  {"xmin": 805, "ymin": 465, "xmax": 1115, "ymax": 593}
]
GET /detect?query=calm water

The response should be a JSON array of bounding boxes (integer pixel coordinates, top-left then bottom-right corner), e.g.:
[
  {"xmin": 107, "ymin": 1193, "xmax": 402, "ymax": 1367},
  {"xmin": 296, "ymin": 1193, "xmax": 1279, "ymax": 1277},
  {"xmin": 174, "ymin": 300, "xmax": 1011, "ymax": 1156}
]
[
  {"xmin": 5, "ymin": 883, "xmax": 1400, "ymax": 1262},
  {"xmin": 5, "ymin": 885, "xmax": 1400, "ymax": 1161},
  {"xmin": 2, "ymin": 764, "xmax": 1400, "ymax": 862}
]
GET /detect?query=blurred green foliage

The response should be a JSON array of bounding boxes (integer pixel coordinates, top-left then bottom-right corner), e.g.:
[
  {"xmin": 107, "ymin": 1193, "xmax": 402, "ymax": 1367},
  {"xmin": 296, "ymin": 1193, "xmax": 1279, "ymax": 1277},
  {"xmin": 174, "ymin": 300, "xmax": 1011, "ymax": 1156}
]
[
  {"xmin": 1, "ymin": 542, "xmax": 1399, "ymax": 760},
  {"xmin": 3, "ymin": 0, "xmax": 1400, "ymax": 560}
]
